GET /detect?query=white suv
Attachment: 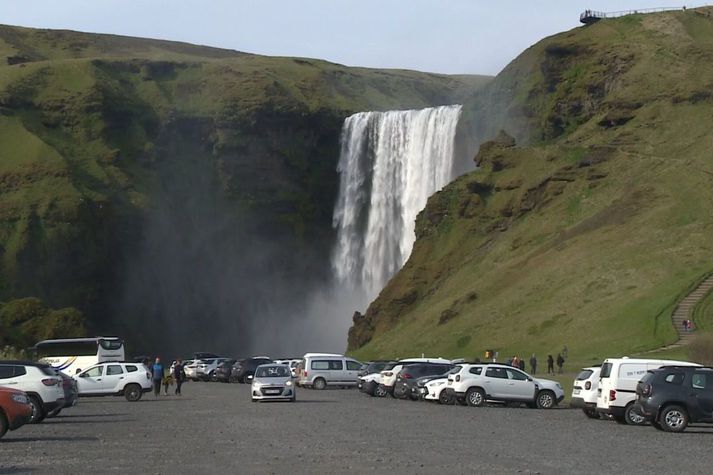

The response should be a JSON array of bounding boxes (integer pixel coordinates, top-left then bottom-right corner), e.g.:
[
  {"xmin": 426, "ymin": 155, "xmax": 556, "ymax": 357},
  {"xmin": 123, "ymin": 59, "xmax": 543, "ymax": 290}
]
[
  {"xmin": 0, "ymin": 361, "xmax": 64, "ymax": 423},
  {"xmin": 570, "ymin": 366, "xmax": 601, "ymax": 418},
  {"xmin": 446, "ymin": 363, "xmax": 564, "ymax": 408},
  {"xmin": 74, "ymin": 362, "xmax": 152, "ymax": 401}
]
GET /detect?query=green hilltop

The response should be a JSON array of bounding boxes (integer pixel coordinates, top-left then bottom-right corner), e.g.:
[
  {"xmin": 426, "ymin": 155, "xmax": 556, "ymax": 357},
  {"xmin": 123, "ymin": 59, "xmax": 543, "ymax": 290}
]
[
  {"xmin": 0, "ymin": 24, "xmax": 490, "ymax": 350},
  {"xmin": 348, "ymin": 8, "xmax": 713, "ymax": 367}
]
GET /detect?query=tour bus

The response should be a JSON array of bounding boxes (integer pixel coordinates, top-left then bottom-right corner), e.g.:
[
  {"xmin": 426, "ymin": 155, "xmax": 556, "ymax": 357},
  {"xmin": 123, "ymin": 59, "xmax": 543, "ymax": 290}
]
[{"xmin": 35, "ymin": 337, "xmax": 125, "ymax": 375}]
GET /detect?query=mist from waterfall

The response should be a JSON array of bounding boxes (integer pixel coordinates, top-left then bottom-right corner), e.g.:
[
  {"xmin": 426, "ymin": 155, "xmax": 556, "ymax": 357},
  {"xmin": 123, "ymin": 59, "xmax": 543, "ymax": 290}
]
[{"xmin": 332, "ymin": 105, "xmax": 462, "ymax": 301}]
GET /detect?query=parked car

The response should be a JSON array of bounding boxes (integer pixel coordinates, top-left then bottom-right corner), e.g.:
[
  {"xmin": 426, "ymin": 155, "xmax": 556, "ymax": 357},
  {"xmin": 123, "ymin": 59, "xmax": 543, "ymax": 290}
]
[
  {"xmin": 0, "ymin": 387, "xmax": 32, "ymax": 439},
  {"xmin": 297, "ymin": 353, "xmax": 362, "ymax": 390},
  {"xmin": 251, "ymin": 364, "xmax": 296, "ymax": 402},
  {"xmin": 445, "ymin": 363, "xmax": 564, "ymax": 408},
  {"xmin": 358, "ymin": 361, "xmax": 396, "ymax": 395},
  {"xmin": 597, "ymin": 358, "xmax": 700, "ymax": 425},
  {"xmin": 636, "ymin": 365, "xmax": 713, "ymax": 432},
  {"xmin": 194, "ymin": 352, "xmax": 221, "ymax": 360},
  {"xmin": 420, "ymin": 376, "xmax": 452, "ymax": 404},
  {"xmin": 74, "ymin": 362, "xmax": 152, "ymax": 401},
  {"xmin": 232, "ymin": 357, "xmax": 273, "ymax": 383},
  {"xmin": 48, "ymin": 371, "xmax": 79, "ymax": 417},
  {"xmin": 393, "ymin": 363, "xmax": 454, "ymax": 400},
  {"xmin": 184, "ymin": 360, "xmax": 199, "ymax": 381},
  {"xmin": 358, "ymin": 361, "xmax": 394, "ymax": 379},
  {"xmin": 0, "ymin": 361, "xmax": 64, "ymax": 423},
  {"xmin": 274, "ymin": 359, "xmax": 301, "ymax": 378},
  {"xmin": 213, "ymin": 359, "xmax": 237, "ymax": 382},
  {"xmin": 196, "ymin": 358, "xmax": 231, "ymax": 381},
  {"xmin": 377, "ymin": 358, "xmax": 452, "ymax": 397},
  {"xmin": 570, "ymin": 366, "xmax": 601, "ymax": 419}
]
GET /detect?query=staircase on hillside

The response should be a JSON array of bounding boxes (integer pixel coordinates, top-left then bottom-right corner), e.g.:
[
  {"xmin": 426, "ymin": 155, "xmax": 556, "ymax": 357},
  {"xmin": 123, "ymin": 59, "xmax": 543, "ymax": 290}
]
[{"xmin": 670, "ymin": 274, "xmax": 713, "ymax": 345}]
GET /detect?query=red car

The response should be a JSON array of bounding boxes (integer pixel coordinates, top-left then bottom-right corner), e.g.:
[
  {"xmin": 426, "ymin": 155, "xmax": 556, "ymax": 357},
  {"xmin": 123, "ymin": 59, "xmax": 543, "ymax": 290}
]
[{"xmin": 0, "ymin": 387, "xmax": 33, "ymax": 439}]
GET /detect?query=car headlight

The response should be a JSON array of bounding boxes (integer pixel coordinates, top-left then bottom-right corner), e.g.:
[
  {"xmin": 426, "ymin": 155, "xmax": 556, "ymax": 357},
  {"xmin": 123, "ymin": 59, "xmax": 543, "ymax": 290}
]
[
  {"xmin": 285, "ymin": 380, "xmax": 293, "ymax": 386},
  {"xmin": 434, "ymin": 381, "xmax": 445, "ymax": 386},
  {"xmin": 11, "ymin": 393, "xmax": 28, "ymax": 404}
]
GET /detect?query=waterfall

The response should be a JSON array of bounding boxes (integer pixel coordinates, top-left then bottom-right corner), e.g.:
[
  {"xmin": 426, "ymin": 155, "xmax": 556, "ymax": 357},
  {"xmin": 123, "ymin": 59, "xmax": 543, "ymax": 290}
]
[{"xmin": 331, "ymin": 104, "xmax": 462, "ymax": 299}]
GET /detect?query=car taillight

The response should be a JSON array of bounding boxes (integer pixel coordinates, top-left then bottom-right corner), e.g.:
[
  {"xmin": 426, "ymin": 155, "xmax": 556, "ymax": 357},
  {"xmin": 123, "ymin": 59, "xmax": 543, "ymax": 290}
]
[
  {"xmin": 609, "ymin": 389, "xmax": 616, "ymax": 401},
  {"xmin": 585, "ymin": 381, "xmax": 591, "ymax": 390},
  {"xmin": 402, "ymin": 373, "xmax": 413, "ymax": 380},
  {"xmin": 41, "ymin": 378, "xmax": 58, "ymax": 386},
  {"xmin": 641, "ymin": 384, "xmax": 652, "ymax": 397},
  {"xmin": 456, "ymin": 375, "xmax": 461, "ymax": 382},
  {"xmin": 146, "ymin": 372, "xmax": 151, "ymax": 379},
  {"xmin": 304, "ymin": 371, "xmax": 308, "ymax": 377}
]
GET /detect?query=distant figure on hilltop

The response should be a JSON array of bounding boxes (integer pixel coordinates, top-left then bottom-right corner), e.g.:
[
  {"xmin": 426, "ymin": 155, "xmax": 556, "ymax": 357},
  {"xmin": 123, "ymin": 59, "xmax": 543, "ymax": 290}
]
[
  {"xmin": 529, "ymin": 354, "xmax": 538, "ymax": 374},
  {"xmin": 556, "ymin": 353, "xmax": 565, "ymax": 373},
  {"xmin": 547, "ymin": 354, "xmax": 555, "ymax": 374}
]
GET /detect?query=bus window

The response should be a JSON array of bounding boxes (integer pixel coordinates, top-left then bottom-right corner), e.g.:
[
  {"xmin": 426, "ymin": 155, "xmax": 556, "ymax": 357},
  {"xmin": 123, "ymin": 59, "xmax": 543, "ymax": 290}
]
[{"xmin": 37, "ymin": 341, "xmax": 97, "ymax": 358}]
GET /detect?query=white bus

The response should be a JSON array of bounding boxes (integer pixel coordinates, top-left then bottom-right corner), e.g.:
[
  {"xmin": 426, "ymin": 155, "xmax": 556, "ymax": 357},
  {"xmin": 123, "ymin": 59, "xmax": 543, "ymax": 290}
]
[{"xmin": 35, "ymin": 337, "xmax": 125, "ymax": 375}]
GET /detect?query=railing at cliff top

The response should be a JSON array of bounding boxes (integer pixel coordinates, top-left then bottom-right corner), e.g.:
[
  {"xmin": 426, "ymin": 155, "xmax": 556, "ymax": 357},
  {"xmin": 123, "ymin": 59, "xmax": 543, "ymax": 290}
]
[{"xmin": 580, "ymin": 5, "xmax": 710, "ymax": 24}]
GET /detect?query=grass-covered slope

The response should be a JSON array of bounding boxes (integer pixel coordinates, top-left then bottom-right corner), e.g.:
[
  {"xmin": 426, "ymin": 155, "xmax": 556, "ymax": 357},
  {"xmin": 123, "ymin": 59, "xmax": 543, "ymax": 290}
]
[
  {"xmin": 0, "ymin": 24, "xmax": 490, "ymax": 347},
  {"xmin": 349, "ymin": 8, "xmax": 713, "ymax": 366}
]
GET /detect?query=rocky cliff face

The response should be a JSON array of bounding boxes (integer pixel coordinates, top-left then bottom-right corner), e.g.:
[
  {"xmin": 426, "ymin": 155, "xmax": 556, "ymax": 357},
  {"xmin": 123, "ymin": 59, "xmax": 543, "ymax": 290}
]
[
  {"xmin": 0, "ymin": 25, "xmax": 490, "ymax": 353},
  {"xmin": 349, "ymin": 8, "xmax": 713, "ymax": 362}
]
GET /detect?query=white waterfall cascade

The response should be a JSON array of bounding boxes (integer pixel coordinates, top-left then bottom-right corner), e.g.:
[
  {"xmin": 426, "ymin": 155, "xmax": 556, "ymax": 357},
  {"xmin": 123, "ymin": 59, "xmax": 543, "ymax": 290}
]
[{"xmin": 331, "ymin": 104, "xmax": 462, "ymax": 300}]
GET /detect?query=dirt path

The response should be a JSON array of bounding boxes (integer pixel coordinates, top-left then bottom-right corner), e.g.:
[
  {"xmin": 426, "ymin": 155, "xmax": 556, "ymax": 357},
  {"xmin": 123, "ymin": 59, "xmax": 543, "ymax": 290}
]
[{"xmin": 663, "ymin": 273, "xmax": 713, "ymax": 349}]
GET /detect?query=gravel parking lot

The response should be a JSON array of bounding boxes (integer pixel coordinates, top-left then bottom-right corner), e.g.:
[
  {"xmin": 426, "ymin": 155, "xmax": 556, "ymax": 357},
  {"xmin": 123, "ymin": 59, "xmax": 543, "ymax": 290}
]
[{"xmin": 1, "ymin": 382, "xmax": 712, "ymax": 474}]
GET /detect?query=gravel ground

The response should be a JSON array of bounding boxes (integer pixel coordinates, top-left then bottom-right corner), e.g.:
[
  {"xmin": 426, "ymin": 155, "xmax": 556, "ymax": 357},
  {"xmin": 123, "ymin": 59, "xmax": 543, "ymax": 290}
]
[{"xmin": 1, "ymin": 382, "xmax": 712, "ymax": 474}]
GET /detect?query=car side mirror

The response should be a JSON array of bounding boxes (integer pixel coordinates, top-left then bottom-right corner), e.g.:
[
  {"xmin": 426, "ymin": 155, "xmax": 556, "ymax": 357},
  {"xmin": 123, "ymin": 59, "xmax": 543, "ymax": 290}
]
[
  {"xmin": 76, "ymin": 368, "xmax": 82, "ymax": 374},
  {"xmin": 527, "ymin": 377, "xmax": 533, "ymax": 382},
  {"xmin": 247, "ymin": 375, "xmax": 254, "ymax": 382}
]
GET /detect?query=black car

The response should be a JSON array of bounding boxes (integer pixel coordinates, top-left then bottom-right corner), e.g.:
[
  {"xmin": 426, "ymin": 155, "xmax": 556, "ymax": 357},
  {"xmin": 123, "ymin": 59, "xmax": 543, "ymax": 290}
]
[
  {"xmin": 358, "ymin": 360, "xmax": 394, "ymax": 379},
  {"xmin": 393, "ymin": 363, "xmax": 453, "ymax": 400},
  {"xmin": 636, "ymin": 365, "xmax": 713, "ymax": 432},
  {"xmin": 213, "ymin": 359, "xmax": 237, "ymax": 383},
  {"xmin": 231, "ymin": 357, "xmax": 272, "ymax": 383}
]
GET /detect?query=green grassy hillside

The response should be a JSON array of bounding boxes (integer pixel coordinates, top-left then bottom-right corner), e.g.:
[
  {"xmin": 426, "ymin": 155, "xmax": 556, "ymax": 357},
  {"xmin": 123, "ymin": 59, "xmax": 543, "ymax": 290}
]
[
  {"xmin": 349, "ymin": 8, "xmax": 713, "ymax": 368},
  {"xmin": 0, "ymin": 24, "xmax": 490, "ymax": 350}
]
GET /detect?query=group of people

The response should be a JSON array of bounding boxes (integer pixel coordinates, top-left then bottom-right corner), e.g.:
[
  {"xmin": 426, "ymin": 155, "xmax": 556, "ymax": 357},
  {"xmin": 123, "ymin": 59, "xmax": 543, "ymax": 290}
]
[
  {"xmin": 682, "ymin": 319, "xmax": 695, "ymax": 332},
  {"xmin": 150, "ymin": 357, "xmax": 187, "ymax": 397},
  {"xmin": 505, "ymin": 347, "xmax": 567, "ymax": 375}
]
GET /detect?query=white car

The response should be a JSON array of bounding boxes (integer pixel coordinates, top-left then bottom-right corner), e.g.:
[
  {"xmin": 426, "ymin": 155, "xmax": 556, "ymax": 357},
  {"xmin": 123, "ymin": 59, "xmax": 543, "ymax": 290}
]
[
  {"xmin": 274, "ymin": 359, "xmax": 301, "ymax": 378},
  {"xmin": 0, "ymin": 361, "xmax": 64, "ymax": 423},
  {"xmin": 251, "ymin": 364, "xmax": 296, "ymax": 402},
  {"xmin": 74, "ymin": 362, "xmax": 152, "ymax": 401},
  {"xmin": 195, "ymin": 358, "xmax": 230, "ymax": 381},
  {"xmin": 183, "ymin": 360, "xmax": 199, "ymax": 380},
  {"xmin": 421, "ymin": 377, "xmax": 451, "ymax": 403},
  {"xmin": 570, "ymin": 366, "xmax": 601, "ymax": 418},
  {"xmin": 377, "ymin": 358, "xmax": 452, "ymax": 397},
  {"xmin": 446, "ymin": 363, "xmax": 564, "ymax": 408}
]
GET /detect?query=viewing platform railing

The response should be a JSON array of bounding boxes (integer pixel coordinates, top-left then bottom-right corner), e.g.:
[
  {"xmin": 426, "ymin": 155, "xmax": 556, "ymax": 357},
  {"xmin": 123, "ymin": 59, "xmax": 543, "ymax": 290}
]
[{"xmin": 580, "ymin": 5, "xmax": 709, "ymax": 24}]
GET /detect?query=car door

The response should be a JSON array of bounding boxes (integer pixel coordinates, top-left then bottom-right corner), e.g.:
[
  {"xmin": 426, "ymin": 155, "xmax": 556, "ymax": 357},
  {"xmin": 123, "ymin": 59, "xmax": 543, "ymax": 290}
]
[
  {"xmin": 504, "ymin": 368, "xmax": 537, "ymax": 400},
  {"xmin": 345, "ymin": 360, "xmax": 362, "ymax": 385},
  {"xmin": 689, "ymin": 371, "xmax": 713, "ymax": 421},
  {"xmin": 483, "ymin": 367, "xmax": 509, "ymax": 398},
  {"xmin": 77, "ymin": 365, "xmax": 105, "ymax": 394},
  {"xmin": 102, "ymin": 364, "xmax": 126, "ymax": 393}
]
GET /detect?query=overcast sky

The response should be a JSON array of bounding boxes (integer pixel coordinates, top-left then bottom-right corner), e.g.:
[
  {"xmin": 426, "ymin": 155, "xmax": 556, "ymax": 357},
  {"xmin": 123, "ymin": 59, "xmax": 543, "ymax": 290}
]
[{"xmin": 0, "ymin": 1, "xmax": 701, "ymax": 75}]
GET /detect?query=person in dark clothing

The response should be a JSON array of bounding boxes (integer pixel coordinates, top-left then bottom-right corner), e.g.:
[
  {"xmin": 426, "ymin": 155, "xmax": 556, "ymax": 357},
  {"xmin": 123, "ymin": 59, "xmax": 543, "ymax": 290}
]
[
  {"xmin": 152, "ymin": 357, "xmax": 165, "ymax": 397},
  {"xmin": 173, "ymin": 358, "xmax": 185, "ymax": 396},
  {"xmin": 529, "ymin": 354, "xmax": 537, "ymax": 374},
  {"xmin": 547, "ymin": 354, "xmax": 555, "ymax": 375},
  {"xmin": 518, "ymin": 358, "xmax": 525, "ymax": 371},
  {"xmin": 556, "ymin": 353, "xmax": 565, "ymax": 374}
]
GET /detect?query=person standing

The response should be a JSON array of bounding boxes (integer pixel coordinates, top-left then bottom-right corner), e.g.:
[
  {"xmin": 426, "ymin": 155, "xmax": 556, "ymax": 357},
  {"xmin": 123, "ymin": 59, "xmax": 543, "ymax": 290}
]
[
  {"xmin": 173, "ymin": 358, "xmax": 185, "ymax": 396},
  {"xmin": 547, "ymin": 354, "xmax": 554, "ymax": 375},
  {"xmin": 529, "ymin": 354, "xmax": 538, "ymax": 374},
  {"xmin": 152, "ymin": 357, "xmax": 165, "ymax": 397},
  {"xmin": 518, "ymin": 358, "xmax": 525, "ymax": 371},
  {"xmin": 556, "ymin": 353, "xmax": 565, "ymax": 374}
]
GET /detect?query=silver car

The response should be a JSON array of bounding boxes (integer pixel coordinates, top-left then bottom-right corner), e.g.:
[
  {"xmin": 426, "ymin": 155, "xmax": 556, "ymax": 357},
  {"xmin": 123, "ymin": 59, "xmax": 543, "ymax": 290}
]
[{"xmin": 250, "ymin": 364, "xmax": 296, "ymax": 402}]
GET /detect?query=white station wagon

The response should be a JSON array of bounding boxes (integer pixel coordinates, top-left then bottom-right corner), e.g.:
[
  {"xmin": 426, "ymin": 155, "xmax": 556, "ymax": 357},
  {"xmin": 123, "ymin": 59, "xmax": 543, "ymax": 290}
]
[{"xmin": 74, "ymin": 362, "xmax": 153, "ymax": 401}]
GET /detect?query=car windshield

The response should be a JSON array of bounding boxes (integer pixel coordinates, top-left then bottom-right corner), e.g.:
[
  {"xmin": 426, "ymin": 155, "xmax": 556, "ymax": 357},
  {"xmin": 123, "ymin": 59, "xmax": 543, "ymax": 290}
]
[
  {"xmin": 255, "ymin": 366, "xmax": 290, "ymax": 378},
  {"xmin": 576, "ymin": 369, "xmax": 593, "ymax": 381}
]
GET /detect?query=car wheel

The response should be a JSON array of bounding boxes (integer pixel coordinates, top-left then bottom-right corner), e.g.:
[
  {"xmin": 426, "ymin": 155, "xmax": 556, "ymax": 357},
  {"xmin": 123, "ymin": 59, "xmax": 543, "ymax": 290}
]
[
  {"xmin": 465, "ymin": 387, "xmax": 485, "ymax": 407},
  {"xmin": 0, "ymin": 412, "xmax": 8, "ymax": 439},
  {"xmin": 48, "ymin": 407, "xmax": 63, "ymax": 418},
  {"xmin": 659, "ymin": 405, "xmax": 689, "ymax": 432},
  {"xmin": 582, "ymin": 408, "xmax": 600, "ymax": 419},
  {"xmin": 438, "ymin": 390, "xmax": 452, "ymax": 405},
  {"xmin": 124, "ymin": 384, "xmax": 143, "ymax": 402},
  {"xmin": 313, "ymin": 378, "xmax": 327, "ymax": 390},
  {"xmin": 536, "ymin": 390, "xmax": 555, "ymax": 409},
  {"xmin": 624, "ymin": 403, "xmax": 647, "ymax": 426},
  {"xmin": 28, "ymin": 396, "xmax": 45, "ymax": 423},
  {"xmin": 373, "ymin": 386, "xmax": 387, "ymax": 398}
]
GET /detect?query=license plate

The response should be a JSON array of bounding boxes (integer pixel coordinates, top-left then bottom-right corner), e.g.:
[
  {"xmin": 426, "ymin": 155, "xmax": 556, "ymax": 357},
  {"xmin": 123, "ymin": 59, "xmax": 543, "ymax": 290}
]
[
  {"xmin": 265, "ymin": 389, "xmax": 280, "ymax": 395},
  {"xmin": 573, "ymin": 389, "xmax": 581, "ymax": 395}
]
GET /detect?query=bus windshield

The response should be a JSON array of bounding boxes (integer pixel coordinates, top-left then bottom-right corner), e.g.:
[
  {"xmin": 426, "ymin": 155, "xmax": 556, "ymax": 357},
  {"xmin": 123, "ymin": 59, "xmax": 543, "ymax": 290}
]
[{"xmin": 37, "ymin": 341, "xmax": 98, "ymax": 358}]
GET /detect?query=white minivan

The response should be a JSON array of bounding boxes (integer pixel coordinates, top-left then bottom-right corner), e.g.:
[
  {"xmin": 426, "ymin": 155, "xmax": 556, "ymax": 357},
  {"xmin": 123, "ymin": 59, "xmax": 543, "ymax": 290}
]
[
  {"xmin": 596, "ymin": 357, "xmax": 700, "ymax": 424},
  {"xmin": 297, "ymin": 353, "xmax": 363, "ymax": 390}
]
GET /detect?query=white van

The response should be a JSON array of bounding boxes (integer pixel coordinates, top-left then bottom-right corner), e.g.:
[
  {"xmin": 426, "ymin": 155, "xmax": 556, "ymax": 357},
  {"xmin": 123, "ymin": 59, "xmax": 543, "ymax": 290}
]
[
  {"xmin": 297, "ymin": 353, "xmax": 363, "ymax": 390},
  {"xmin": 596, "ymin": 357, "xmax": 700, "ymax": 424}
]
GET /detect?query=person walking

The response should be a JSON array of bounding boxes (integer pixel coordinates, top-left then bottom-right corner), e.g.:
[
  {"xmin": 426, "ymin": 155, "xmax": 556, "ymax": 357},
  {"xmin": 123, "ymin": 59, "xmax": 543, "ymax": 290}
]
[
  {"xmin": 556, "ymin": 353, "xmax": 565, "ymax": 374},
  {"xmin": 173, "ymin": 358, "xmax": 185, "ymax": 396},
  {"xmin": 547, "ymin": 354, "xmax": 554, "ymax": 375},
  {"xmin": 152, "ymin": 357, "xmax": 165, "ymax": 397},
  {"xmin": 529, "ymin": 354, "xmax": 537, "ymax": 374}
]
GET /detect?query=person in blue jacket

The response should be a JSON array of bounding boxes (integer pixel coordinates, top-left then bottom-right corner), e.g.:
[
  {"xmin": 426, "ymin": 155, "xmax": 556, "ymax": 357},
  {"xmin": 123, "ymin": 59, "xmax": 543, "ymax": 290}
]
[{"xmin": 152, "ymin": 357, "xmax": 165, "ymax": 397}]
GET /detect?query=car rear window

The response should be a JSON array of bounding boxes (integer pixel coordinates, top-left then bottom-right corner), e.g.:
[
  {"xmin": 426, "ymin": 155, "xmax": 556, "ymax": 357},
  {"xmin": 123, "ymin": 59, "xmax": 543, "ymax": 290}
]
[
  {"xmin": 600, "ymin": 363, "xmax": 613, "ymax": 378},
  {"xmin": 576, "ymin": 369, "xmax": 593, "ymax": 381},
  {"xmin": 662, "ymin": 372, "xmax": 684, "ymax": 385},
  {"xmin": 39, "ymin": 366, "xmax": 57, "ymax": 376},
  {"xmin": 468, "ymin": 367, "xmax": 482, "ymax": 375}
]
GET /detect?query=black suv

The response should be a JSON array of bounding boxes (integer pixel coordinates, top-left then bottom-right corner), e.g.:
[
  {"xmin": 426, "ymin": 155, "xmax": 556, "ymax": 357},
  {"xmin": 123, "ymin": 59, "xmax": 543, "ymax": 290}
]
[
  {"xmin": 393, "ymin": 363, "xmax": 453, "ymax": 400},
  {"xmin": 231, "ymin": 357, "xmax": 272, "ymax": 383},
  {"xmin": 636, "ymin": 365, "xmax": 713, "ymax": 432}
]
